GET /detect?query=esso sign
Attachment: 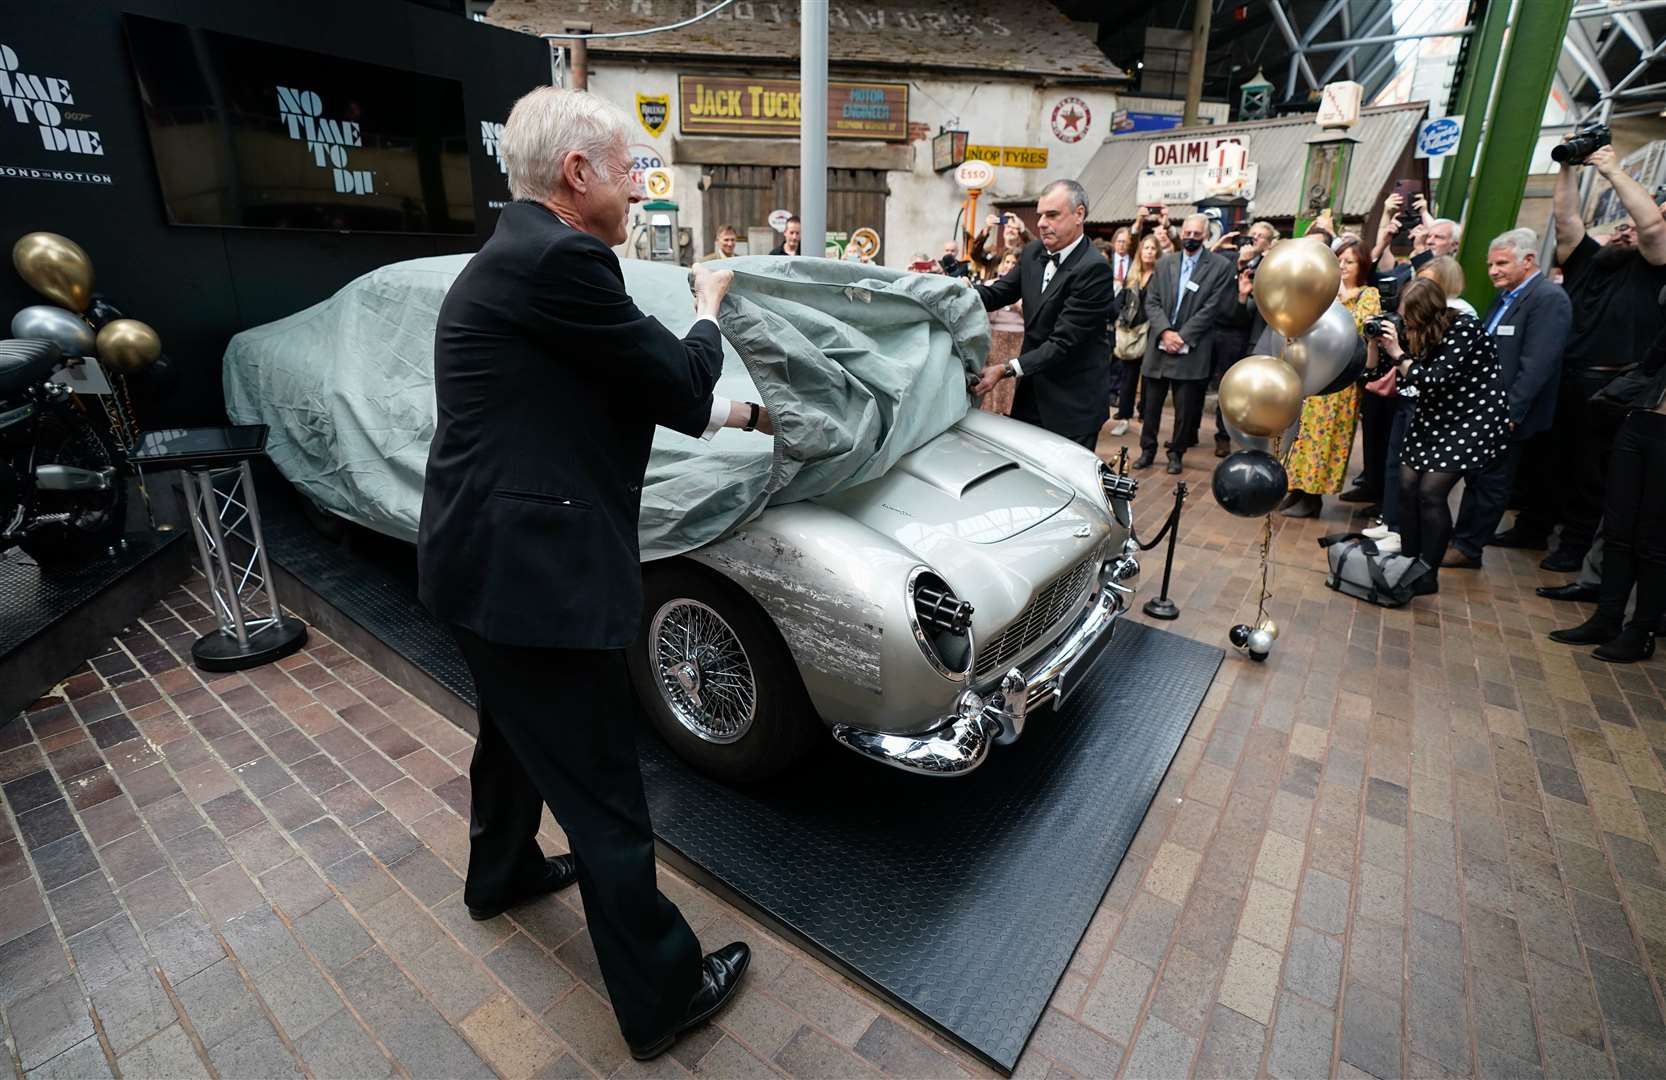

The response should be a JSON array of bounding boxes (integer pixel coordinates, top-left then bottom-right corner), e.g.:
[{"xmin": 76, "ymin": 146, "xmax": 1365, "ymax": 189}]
[
  {"xmin": 628, "ymin": 143, "xmax": 664, "ymax": 189},
  {"xmin": 955, "ymin": 159, "xmax": 996, "ymax": 190}
]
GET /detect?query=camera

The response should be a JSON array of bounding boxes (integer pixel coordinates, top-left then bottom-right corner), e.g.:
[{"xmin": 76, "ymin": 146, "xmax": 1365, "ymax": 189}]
[
  {"xmin": 1552, "ymin": 122, "xmax": 1612, "ymax": 165},
  {"xmin": 1363, "ymin": 313, "xmax": 1402, "ymax": 339}
]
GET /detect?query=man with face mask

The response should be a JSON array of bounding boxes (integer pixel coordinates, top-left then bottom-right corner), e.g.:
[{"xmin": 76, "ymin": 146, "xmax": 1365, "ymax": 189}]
[
  {"xmin": 1136, "ymin": 213, "xmax": 1235, "ymax": 473},
  {"xmin": 1495, "ymin": 141, "xmax": 1666, "ymax": 569}
]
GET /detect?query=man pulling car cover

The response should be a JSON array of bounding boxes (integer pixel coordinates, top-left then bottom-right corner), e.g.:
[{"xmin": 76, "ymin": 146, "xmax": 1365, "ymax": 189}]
[{"xmin": 417, "ymin": 87, "xmax": 769, "ymax": 1061}]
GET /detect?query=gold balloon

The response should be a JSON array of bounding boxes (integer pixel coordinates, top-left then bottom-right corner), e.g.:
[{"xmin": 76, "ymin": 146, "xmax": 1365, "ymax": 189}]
[
  {"xmin": 96, "ymin": 319, "xmax": 162, "ymax": 374},
  {"xmin": 1219, "ymin": 354, "xmax": 1304, "ymax": 437},
  {"xmin": 1258, "ymin": 618, "xmax": 1279, "ymax": 641},
  {"xmin": 1252, "ymin": 236, "xmax": 1340, "ymax": 339},
  {"xmin": 12, "ymin": 232, "xmax": 94, "ymax": 313}
]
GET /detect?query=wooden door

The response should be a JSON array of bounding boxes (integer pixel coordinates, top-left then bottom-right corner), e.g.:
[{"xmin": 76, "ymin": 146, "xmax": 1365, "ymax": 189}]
[{"xmin": 704, "ymin": 165, "xmax": 889, "ymax": 259}]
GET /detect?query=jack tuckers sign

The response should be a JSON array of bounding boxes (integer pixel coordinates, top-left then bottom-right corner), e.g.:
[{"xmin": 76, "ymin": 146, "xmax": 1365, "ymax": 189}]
[{"xmin": 678, "ymin": 75, "xmax": 908, "ymax": 141}]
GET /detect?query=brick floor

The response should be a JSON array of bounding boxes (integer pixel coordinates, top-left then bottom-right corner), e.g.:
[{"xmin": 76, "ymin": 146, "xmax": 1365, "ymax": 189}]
[{"xmin": 3, "ymin": 424, "xmax": 1666, "ymax": 1079}]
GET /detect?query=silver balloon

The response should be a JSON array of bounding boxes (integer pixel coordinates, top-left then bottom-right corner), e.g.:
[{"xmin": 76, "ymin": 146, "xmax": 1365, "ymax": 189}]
[
  {"xmin": 1281, "ymin": 300, "xmax": 1357, "ymax": 397},
  {"xmin": 12, "ymin": 305, "xmax": 94, "ymax": 356},
  {"xmin": 1223, "ymin": 410, "xmax": 1299, "ymax": 456},
  {"xmin": 1248, "ymin": 628, "xmax": 1274, "ymax": 655}
]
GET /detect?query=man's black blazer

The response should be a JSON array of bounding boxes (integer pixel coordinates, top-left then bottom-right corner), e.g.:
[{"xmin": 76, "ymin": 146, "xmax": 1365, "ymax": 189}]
[
  {"xmin": 417, "ymin": 201, "xmax": 723, "ymax": 649},
  {"xmin": 1479, "ymin": 273, "xmax": 1571, "ymax": 439},
  {"xmin": 1142, "ymin": 249, "xmax": 1236, "ymax": 381},
  {"xmin": 974, "ymin": 237, "xmax": 1117, "ymax": 439}
]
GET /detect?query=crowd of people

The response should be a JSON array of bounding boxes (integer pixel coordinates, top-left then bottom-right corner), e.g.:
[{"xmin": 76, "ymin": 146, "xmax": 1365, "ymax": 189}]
[{"xmin": 960, "ymin": 144, "xmax": 1665, "ymax": 661}]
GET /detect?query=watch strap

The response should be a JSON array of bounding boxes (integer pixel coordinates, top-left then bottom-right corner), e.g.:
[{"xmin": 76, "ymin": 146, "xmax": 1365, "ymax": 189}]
[{"xmin": 743, "ymin": 402, "xmax": 760, "ymax": 431}]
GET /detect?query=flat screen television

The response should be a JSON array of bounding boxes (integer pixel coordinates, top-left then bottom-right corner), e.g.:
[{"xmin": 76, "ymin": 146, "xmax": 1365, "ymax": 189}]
[{"xmin": 123, "ymin": 14, "xmax": 476, "ymax": 235}]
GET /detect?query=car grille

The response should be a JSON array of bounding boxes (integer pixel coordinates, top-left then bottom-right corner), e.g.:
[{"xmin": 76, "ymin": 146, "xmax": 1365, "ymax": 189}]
[{"xmin": 975, "ymin": 554, "xmax": 1098, "ymax": 681}]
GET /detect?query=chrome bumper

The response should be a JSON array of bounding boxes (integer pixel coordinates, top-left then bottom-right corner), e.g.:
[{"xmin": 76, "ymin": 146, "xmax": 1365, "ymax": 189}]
[{"xmin": 831, "ymin": 552, "xmax": 1137, "ymax": 776}]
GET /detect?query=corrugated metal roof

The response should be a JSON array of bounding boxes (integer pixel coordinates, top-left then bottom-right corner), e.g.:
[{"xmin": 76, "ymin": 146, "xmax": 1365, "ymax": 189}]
[
  {"xmin": 485, "ymin": 0, "xmax": 1126, "ymax": 81},
  {"xmin": 1077, "ymin": 102, "xmax": 1428, "ymax": 224}
]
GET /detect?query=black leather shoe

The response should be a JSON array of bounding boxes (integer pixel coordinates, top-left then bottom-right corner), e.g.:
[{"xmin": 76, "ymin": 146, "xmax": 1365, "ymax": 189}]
[
  {"xmin": 1214, "ymin": 437, "xmax": 1230, "ymax": 458},
  {"xmin": 1490, "ymin": 528, "xmax": 1549, "ymax": 551},
  {"xmin": 630, "ymin": 943, "xmax": 751, "ymax": 1061},
  {"xmin": 1593, "ymin": 626, "xmax": 1657, "ymax": 664},
  {"xmin": 1539, "ymin": 549, "xmax": 1586, "ymax": 573},
  {"xmin": 1166, "ymin": 451, "xmax": 1183, "ymax": 475},
  {"xmin": 1133, "ymin": 449, "xmax": 1156, "ymax": 470},
  {"xmin": 1338, "ymin": 486, "xmax": 1378, "ymax": 504},
  {"xmin": 1548, "ymin": 617, "xmax": 1622, "ymax": 646},
  {"xmin": 466, "ymin": 855, "xmax": 577, "ymax": 921},
  {"xmin": 1536, "ymin": 582, "xmax": 1600, "ymax": 603}
]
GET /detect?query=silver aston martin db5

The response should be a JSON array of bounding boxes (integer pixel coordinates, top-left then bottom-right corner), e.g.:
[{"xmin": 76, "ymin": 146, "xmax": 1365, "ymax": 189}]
[{"xmin": 224, "ymin": 256, "xmax": 1139, "ymax": 784}]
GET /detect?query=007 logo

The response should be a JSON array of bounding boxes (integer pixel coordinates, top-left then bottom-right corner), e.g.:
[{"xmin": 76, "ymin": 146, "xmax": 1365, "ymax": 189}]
[{"xmin": 1051, "ymin": 96, "xmax": 1090, "ymax": 143}]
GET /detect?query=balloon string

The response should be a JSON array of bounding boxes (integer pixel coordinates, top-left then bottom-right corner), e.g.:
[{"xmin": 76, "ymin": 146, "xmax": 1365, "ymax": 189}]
[{"xmin": 1255, "ymin": 431, "xmax": 1281, "ymax": 626}]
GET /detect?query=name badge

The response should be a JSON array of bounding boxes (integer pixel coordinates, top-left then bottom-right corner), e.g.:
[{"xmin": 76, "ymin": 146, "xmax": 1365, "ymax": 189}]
[
  {"xmin": 1184, "ymin": 280, "xmax": 1199, "ymax": 293},
  {"xmin": 1497, "ymin": 325, "xmax": 1516, "ymax": 337}
]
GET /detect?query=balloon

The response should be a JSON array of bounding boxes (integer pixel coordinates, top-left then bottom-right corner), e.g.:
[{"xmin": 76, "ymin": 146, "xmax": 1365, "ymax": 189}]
[
  {"xmin": 1229, "ymin": 624, "xmax": 1253, "ymax": 650},
  {"xmin": 1222, "ymin": 410, "xmax": 1298, "ymax": 456},
  {"xmin": 1219, "ymin": 354, "xmax": 1304, "ymax": 437},
  {"xmin": 12, "ymin": 232, "xmax": 94, "ymax": 313},
  {"xmin": 11, "ymin": 305, "xmax": 94, "ymax": 356},
  {"xmin": 86, "ymin": 295, "xmax": 124, "ymax": 331},
  {"xmin": 1253, "ymin": 237, "xmax": 1340, "ymax": 339},
  {"xmin": 1282, "ymin": 301, "xmax": 1357, "ymax": 397},
  {"xmin": 1248, "ymin": 628, "xmax": 1274, "ymax": 655},
  {"xmin": 142, "ymin": 352, "xmax": 177, "ymax": 389},
  {"xmin": 1258, "ymin": 618, "xmax": 1279, "ymax": 641},
  {"xmin": 1211, "ymin": 449, "xmax": 1289, "ymax": 518},
  {"xmin": 96, "ymin": 319, "xmax": 162, "ymax": 373}
]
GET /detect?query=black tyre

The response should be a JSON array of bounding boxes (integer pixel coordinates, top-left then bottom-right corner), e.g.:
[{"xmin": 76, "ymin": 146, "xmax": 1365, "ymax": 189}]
[
  {"xmin": 16, "ymin": 406, "xmax": 125, "ymax": 568},
  {"xmin": 626, "ymin": 559, "xmax": 821, "ymax": 784}
]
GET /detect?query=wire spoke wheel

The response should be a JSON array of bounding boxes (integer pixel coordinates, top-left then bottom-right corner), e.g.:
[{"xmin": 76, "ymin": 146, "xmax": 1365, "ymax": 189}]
[{"xmin": 650, "ymin": 598, "xmax": 757, "ymax": 744}]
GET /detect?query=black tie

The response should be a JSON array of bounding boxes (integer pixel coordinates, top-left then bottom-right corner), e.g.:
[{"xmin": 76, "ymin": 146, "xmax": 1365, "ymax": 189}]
[{"xmin": 1047, "ymin": 252, "xmax": 1062, "ymax": 268}]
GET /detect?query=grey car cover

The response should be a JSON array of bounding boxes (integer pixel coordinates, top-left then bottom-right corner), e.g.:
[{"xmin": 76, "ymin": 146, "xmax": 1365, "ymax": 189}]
[{"xmin": 223, "ymin": 254, "xmax": 989, "ymax": 560}]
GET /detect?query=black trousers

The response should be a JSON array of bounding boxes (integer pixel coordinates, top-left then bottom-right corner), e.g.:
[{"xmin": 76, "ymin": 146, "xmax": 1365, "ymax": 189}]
[
  {"xmin": 1595, "ymin": 410, "xmax": 1666, "ymax": 631},
  {"xmin": 1509, "ymin": 430, "xmax": 1556, "ymax": 539},
  {"xmin": 1208, "ymin": 329, "xmax": 1250, "ymax": 443},
  {"xmin": 1114, "ymin": 358, "xmax": 1141, "ymax": 420},
  {"xmin": 1552, "ymin": 372, "xmax": 1624, "ymax": 556},
  {"xmin": 1013, "ymin": 377, "xmax": 1099, "ymax": 449},
  {"xmin": 449, "ymin": 628, "xmax": 701, "ymax": 1047},
  {"xmin": 1452, "ymin": 442, "xmax": 1526, "ymax": 559},
  {"xmin": 1140, "ymin": 376, "xmax": 1208, "ymax": 454},
  {"xmin": 1355, "ymin": 389, "xmax": 1395, "ymax": 497}
]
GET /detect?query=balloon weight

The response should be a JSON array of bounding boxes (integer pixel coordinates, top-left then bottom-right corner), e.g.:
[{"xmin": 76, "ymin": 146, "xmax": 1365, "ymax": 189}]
[
  {"xmin": 1229, "ymin": 624, "xmax": 1253, "ymax": 650},
  {"xmin": 12, "ymin": 232, "xmax": 94, "ymax": 312},
  {"xmin": 11, "ymin": 305, "xmax": 94, "ymax": 356},
  {"xmin": 95, "ymin": 319, "xmax": 162, "ymax": 374},
  {"xmin": 1252, "ymin": 237, "xmax": 1340, "ymax": 339},
  {"xmin": 1282, "ymin": 300, "xmax": 1357, "ymax": 397},
  {"xmin": 1219, "ymin": 354, "xmax": 1303, "ymax": 437},
  {"xmin": 86, "ymin": 295, "xmax": 124, "ymax": 331},
  {"xmin": 1211, "ymin": 450, "xmax": 1289, "ymax": 518}
]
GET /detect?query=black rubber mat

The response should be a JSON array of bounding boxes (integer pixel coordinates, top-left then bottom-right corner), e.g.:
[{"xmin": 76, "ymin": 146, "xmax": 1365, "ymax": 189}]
[
  {"xmin": 0, "ymin": 531, "xmax": 183, "ymax": 658},
  {"xmin": 249, "ymin": 469, "xmax": 1222, "ymax": 1072}
]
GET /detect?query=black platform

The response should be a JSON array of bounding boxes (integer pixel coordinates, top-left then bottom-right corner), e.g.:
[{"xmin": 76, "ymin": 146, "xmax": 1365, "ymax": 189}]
[
  {"xmin": 0, "ymin": 530, "xmax": 191, "ymax": 721},
  {"xmin": 247, "ymin": 471, "xmax": 1222, "ymax": 1073}
]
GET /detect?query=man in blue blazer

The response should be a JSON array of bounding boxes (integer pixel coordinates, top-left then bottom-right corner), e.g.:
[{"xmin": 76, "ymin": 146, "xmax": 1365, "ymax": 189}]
[{"xmin": 1446, "ymin": 227, "xmax": 1573, "ymax": 567}]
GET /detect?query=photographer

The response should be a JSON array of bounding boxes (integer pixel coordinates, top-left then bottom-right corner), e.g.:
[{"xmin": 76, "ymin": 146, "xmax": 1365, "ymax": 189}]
[
  {"xmin": 1136, "ymin": 203, "xmax": 1177, "ymax": 256},
  {"xmin": 1502, "ymin": 134, "xmax": 1666, "ymax": 569},
  {"xmin": 1371, "ymin": 277, "xmax": 1509, "ymax": 596}
]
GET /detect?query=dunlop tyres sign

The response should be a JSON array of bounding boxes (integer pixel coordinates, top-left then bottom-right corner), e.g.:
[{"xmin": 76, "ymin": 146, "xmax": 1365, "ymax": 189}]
[{"xmin": 679, "ymin": 75, "xmax": 908, "ymax": 141}]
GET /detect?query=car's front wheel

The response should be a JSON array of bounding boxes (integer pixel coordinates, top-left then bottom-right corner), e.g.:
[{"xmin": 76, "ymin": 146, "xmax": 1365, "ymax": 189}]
[{"xmin": 626, "ymin": 560, "xmax": 821, "ymax": 784}]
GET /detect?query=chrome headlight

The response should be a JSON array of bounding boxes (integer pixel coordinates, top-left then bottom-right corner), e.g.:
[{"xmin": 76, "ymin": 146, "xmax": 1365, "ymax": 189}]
[{"xmin": 908, "ymin": 567, "xmax": 974, "ymax": 680}]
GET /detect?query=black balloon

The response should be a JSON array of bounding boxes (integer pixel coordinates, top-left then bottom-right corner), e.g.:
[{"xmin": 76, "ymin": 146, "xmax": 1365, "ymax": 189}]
[
  {"xmin": 1229, "ymin": 624, "xmax": 1253, "ymax": 649},
  {"xmin": 143, "ymin": 352, "xmax": 177, "ymax": 390},
  {"xmin": 86, "ymin": 295, "xmax": 124, "ymax": 331},
  {"xmin": 1211, "ymin": 450, "xmax": 1289, "ymax": 518}
]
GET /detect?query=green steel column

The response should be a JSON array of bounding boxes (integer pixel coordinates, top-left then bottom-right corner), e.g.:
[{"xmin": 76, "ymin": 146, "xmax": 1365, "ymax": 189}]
[
  {"xmin": 1457, "ymin": 0, "xmax": 1576, "ymax": 309},
  {"xmin": 1434, "ymin": 0, "xmax": 1512, "ymax": 220}
]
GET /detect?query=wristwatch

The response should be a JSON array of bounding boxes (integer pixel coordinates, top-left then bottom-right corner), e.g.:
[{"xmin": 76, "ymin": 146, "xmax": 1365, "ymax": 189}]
[
  {"xmin": 742, "ymin": 402, "xmax": 761, "ymax": 431},
  {"xmin": 1002, "ymin": 361, "xmax": 1018, "ymax": 380}
]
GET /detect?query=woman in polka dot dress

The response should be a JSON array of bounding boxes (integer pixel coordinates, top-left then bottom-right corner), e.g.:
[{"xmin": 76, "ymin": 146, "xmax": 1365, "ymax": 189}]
[{"xmin": 1371, "ymin": 276, "xmax": 1508, "ymax": 595}]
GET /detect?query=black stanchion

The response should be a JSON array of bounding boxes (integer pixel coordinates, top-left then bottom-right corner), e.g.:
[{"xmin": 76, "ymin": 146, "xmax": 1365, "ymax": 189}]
[{"xmin": 1141, "ymin": 481, "xmax": 1187, "ymax": 621}]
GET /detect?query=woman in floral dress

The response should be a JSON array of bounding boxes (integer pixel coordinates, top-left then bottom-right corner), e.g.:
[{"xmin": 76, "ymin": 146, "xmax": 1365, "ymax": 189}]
[{"xmin": 1280, "ymin": 235, "xmax": 1378, "ymax": 517}]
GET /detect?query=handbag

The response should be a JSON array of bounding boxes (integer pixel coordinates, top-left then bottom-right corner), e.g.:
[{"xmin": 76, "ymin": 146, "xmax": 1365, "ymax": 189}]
[
  {"xmin": 1365, "ymin": 367, "xmax": 1397, "ymax": 396},
  {"xmin": 1589, "ymin": 364, "xmax": 1650, "ymax": 411},
  {"xmin": 1317, "ymin": 532, "xmax": 1432, "ymax": 608},
  {"xmin": 1114, "ymin": 321, "xmax": 1149, "ymax": 362}
]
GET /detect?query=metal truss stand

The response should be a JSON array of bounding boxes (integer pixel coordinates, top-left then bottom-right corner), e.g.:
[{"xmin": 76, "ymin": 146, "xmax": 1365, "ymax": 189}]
[{"xmin": 179, "ymin": 460, "xmax": 307, "ymax": 671}]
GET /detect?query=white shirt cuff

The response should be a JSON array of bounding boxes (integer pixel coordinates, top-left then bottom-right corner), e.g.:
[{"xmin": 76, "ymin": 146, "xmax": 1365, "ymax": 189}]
[
  {"xmin": 701, "ymin": 395, "xmax": 729, "ymax": 441},
  {"xmin": 1008, "ymin": 359, "xmax": 1023, "ymax": 376}
]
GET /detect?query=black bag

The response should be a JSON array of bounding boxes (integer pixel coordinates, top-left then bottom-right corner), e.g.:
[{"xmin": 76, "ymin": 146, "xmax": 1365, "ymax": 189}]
[{"xmin": 1317, "ymin": 532, "xmax": 1432, "ymax": 608}]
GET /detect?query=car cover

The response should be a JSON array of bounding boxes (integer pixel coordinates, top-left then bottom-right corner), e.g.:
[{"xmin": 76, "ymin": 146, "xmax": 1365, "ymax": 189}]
[{"xmin": 223, "ymin": 254, "xmax": 989, "ymax": 560}]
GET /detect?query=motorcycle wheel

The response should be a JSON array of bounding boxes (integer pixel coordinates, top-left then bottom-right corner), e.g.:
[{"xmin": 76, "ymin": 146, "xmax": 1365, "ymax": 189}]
[{"xmin": 16, "ymin": 406, "xmax": 127, "ymax": 568}]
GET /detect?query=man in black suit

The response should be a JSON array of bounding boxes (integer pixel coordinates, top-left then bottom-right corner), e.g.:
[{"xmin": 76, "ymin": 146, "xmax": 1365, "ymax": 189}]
[
  {"xmin": 972, "ymin": 178, "xmax": 1117, "ymax": 449},
  {"xmin": 1444, "ymin": 227, "xmax": 1572, "ymax": 568},
  {"xmin": 1138, "ymin": 214, "xmax": 1235, "ymax": 473},
  {"xmin": 418, "ymin": 87, "xmax": 761, "ymax": 1061}
]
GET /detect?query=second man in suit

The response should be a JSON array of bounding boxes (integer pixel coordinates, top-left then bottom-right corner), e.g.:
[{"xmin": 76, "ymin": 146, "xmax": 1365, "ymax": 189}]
[
  {"xmin": 1445, "ymin": 227, "xmax": 1572, "ymax": 568},
  {"xmin": 972, "ymin": 179, "xmax": 1118, "ymax": 449},
  {"xmin": 1138, "ymin": 214, "xmax": 1235, "ymax": 473}
]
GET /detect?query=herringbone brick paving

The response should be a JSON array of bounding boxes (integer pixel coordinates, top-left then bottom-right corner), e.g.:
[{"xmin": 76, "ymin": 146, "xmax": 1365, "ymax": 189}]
[{"xmin": 2, "ymin": 425, "xmax": 1665, "ymax": 1079}]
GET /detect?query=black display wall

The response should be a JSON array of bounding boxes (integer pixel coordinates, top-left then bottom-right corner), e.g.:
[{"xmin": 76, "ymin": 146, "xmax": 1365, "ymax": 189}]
[{"xmin": 0, "ymin": 0, "xmax": 547, "ymax": 425}]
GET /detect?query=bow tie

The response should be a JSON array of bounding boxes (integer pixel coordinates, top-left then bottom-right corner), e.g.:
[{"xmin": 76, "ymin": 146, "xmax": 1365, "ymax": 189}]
[{"xmin": 1046, "ymin": 252, "xmax": 1062, "ymax": 267}]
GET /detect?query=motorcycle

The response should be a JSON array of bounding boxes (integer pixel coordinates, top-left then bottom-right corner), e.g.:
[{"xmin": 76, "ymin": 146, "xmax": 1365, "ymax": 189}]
[{"xmin": 0, "ymin": 338, "xmax": 127, "ymax": 566}]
